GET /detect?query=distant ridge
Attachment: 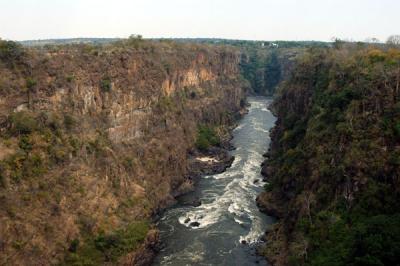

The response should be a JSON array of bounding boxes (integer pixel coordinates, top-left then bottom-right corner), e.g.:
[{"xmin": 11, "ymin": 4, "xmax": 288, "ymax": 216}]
[
  {"xmin": 19, "ymin": 37, "xmax": 331, "ymax": 49},
  {"xmin": 19, "ymin": 37, "xmax": 121, "ymax": 46}
]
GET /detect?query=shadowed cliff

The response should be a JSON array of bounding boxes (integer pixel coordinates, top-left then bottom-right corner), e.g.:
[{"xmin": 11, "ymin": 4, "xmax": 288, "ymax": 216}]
[{"xmin": 258, "ymin": 43, "xmax": 400, "ymax": 265}]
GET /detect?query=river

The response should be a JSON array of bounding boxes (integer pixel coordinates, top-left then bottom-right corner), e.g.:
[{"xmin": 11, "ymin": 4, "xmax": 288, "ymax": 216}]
[{"xmin": 153, "ymin": 97, "xmax": 276, "ymax": 266}]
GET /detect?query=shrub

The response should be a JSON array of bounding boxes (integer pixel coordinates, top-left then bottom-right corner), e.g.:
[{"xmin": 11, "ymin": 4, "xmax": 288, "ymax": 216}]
[
  {"xmin": 100, "ymin": 77, "xmax": 112, "ymax": 92},
  {"xmin": 122, "ymin": 156, "xmax": 135, "ymax": 171},
  {"xmin": 126, "ymin": 34, "xmax": 144, "ymax": 49},
  {"xmin": 18, "ymin": 135, "xmax": 33, "ymax": 151},
  {"xmin": 48, "ymin": 145, "xmax": 69, "ymax": 164},
  {"xmin": 66, "ymin": 75, "xmax": 75, "ymax": 83},
  {"xmin": 68, "ymin": 239, "xmax": 80, "ymax": 253},
  {"xmin": 26, "ymin": 78, "xmax": 37, "ymax": 90},
  {"xmin": 9, "ymin": 111, "xmax": 37, "ymax": 135},
  {"xmin": 65, "ymin": 221, "xmax": 149, "ymax": 264},
  {"xmin": 94, "ymin": 221, "xmax": 149, "ymax": 261},
  {"xmin": 0, "ymin": 163, "xmax": 6, "ymax": 188},
  {"xmin": 264, "ymin": 182, "xmax": 273, "ymax": 192},
  {"xmin": 157, "ymin": 96, "xmax": 175, "ymax": 111},
  {"xmin": 24, "ymin": 153, "xmax": 47, "ymax": 178},
  {"xmin": 195, "ymin": 125, "xmax": 220, "ymax": 151},
  {"xmin": 195, "ymin": 134, "xmax": 210, "ymax": 151},
  {"xmin": 0, "ymin": 40, "xmax": 24, "ymax": 63},
  {"xmin": 6, "ymin": 151, "xmax": 25, "ymax": 182},
  {"xmin": 64, "ymin": 114, "xmax": 76, "ymax": 130}
]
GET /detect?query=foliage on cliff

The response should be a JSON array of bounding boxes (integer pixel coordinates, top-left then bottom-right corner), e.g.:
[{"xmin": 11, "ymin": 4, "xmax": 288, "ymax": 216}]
[
  {"xmin": 0, "ymin": 39, "xmax": 245, "ymax": 265},
  {"xmin": 239, "ymin": 46, "xmax": 309, "ymax": 96},
  {"xmin": 260, "ymin": 44, "xmax": 400, "ymax": 265},
  {"xmin": 174, "ymin": 39, "xmax": 330, "ymax": 96},
  {"xmin": 195, "ymin": 125, "xmax": 220, "ymax": 151},
  {"xmin": 239, "ymin": 49, "xmax": 279, "ymax": 95}
]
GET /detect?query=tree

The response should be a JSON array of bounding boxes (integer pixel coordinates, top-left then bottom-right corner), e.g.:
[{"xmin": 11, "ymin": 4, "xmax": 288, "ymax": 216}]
[
  {"xmin": 365, "ymin": 37, "xmax": 380, "ymax": 43},
  {"xmin": 331, "ymin": 37, "xmax": 344, "ymax": 49},
  {"xmin": 264, "ymin": 51, "xmax": 282, "ymax": 95},
  {"xmin": 0, "ymin": 39, "xmax": 24, "ymax": 63},
  {"xmin": 387, "ymin": 35, "xmax": 400, "ymax": 46},
  {"xmin": 25, "ymin": 78, "xmax": 37, "ymax": 109},
  {"xmin": 126, "ymin": 34, "xmax": 144, "ymax": 48},
  {"xmin": 129, "ymin": 34, "xmax": 143, "ymax": 40}
]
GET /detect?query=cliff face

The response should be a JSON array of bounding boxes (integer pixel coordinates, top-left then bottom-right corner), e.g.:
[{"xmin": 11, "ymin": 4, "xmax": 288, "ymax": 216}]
[
  {"xmin": 258, "ymin": 46, "xmax": 400, "ymax": 265},
  {"xmin": 0, "ymin": 40, "xmax": 245, "ymax": 265},
  {"xmin": 239, "ymin": 47, "xmax": 307, "ymax": 96}
]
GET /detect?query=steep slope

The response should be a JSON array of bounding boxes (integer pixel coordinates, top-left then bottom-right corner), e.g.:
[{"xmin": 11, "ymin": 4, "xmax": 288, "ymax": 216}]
[
  {"xmin": 0, "ymin": 39, "xmax": 246, "ymax": 265},
  {"xmin": 173, "ymin": 39, "xmax": 329, "ymax": 96},
  {"xmin": 258, "ymin": 45, "xmax": 400, "ymax": 265},
  {"xmin": 239, "ymin": 47, "xmax": 301, "ymax": 95}
]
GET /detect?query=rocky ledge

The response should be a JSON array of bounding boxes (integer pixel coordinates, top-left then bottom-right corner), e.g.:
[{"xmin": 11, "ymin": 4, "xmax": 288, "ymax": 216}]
[
  {"xmin": 256, "ymin": 192, "xmax": 285, "ymax": 219},
  {"xmin": 121, "ymin": 229, "xmax": 160, "ymax": 266}
]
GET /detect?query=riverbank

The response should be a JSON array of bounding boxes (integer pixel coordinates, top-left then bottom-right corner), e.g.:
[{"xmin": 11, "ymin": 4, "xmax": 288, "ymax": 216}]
[
  {"xmin": 138, "ymin": 112, "xmax": 246, "ymax": 266},
  {"xmin": 122, "ymin": 105, "xmax": 247, "ymax": 266},
  {"xmin": 255, "ymin": 101, "xmax": 288, "ymax": 266},
  {"xmin": 153, "ymin": 97, "xmax": 276, "ymax": 266}
]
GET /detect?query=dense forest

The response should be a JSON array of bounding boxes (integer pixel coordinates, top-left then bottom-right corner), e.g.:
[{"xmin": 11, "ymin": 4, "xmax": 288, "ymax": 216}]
[
  {"xmin": 258, "ymin": 42, "xmax": 400, "ymax": 265},
  {"xmin": 239, "ymin": 48, "xmax": 284, "ymax": 95}
]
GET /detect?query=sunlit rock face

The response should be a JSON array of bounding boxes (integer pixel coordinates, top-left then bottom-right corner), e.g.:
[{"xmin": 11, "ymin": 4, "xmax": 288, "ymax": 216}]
[{"xmin": 0, "ymin": 41, "xmax": 246, "ymax": 265}]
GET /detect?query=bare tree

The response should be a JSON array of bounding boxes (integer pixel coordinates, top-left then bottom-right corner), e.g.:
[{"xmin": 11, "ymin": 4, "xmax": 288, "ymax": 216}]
[
  {"xmin": 365, "ymin": 37, "xmax": 380, "ymax": 43},
  {"xmin": 387, "ymin": 35, "xmax": 400, "ymax": 46}
]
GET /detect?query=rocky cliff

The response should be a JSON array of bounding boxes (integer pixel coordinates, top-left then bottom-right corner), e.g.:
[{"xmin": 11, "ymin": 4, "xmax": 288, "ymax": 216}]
[
  {"xmin": 258, "ymin": 45, "xmax": 400, "ymax": 265},
  {"xmin": 0, "ymin": 39, "xmax": 246, "ymax": 265},
  {"xmin": 239, "ymin": 47, "xmax": 305, "ymax": 96}
]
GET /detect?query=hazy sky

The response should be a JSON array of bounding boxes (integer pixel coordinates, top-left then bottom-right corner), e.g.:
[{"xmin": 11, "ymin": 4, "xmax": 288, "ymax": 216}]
[{"xmin": 1, "ymin": 0, "xmax": 399, "ymax": 42}]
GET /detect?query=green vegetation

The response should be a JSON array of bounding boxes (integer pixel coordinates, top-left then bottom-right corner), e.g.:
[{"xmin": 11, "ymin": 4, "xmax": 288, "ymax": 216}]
[
  {"xmin": 100, "ymin": 77, "xmax": 112, "ymax": 92},
  {"xmin": 264, "ymin": 51, "xmax": 282, "ymax": 92},
  {"xmin": 263, "ymin": 45, "xmax": 400, "ymax": 265},
  {"xmin": 0, "ymin": 111, "xmax": 81, "ymax": 183},
  {"xmin": 63, "ymin": 114, "xmax": 76, "ymax": 130},
  {"xmin": 195, "ymin": 125, "xmax": 220, "ymax": 151},
  {"xmin": 0, "ymin": 39, "xmax": 24, "ymax": 64},
  {"xmin": 239, "ymin": 48, "xmax": 284, "ymax": 95},
  {"xmin": 25, "ymin": 77, "xmax": 37, "ymax": 90},
  {"xmin": 167, "ymin": 38, "xmax": 329, "ymax": 49},
  {"xmin": 169, "ymin": 39, "xmax": 329, "ymax": 95},
  {"xmin": 64, "ymin": 221, "xmax": 149, "ymax": 265},
  {"xmin": 66, "ymin": 74, "xmax": 75, "ymax": 83},
  {"xmin": 9, "ymin": 111, "xmax": 37, "ymax": 135}
]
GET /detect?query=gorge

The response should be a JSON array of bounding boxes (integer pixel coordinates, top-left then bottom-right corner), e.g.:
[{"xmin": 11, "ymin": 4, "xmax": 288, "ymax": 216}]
[
  {"xmin": 153, "ymin": 97, "xmax": 276, "ymax": 265},
  {"xmin": 1, "ymin": 37, "xmax": 400, "ymax": 266}
]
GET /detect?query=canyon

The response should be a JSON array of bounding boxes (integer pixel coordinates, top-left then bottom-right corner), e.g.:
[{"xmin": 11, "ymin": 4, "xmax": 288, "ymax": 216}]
[{"xmin": 1, "ymin": 37, "xmax": 399, "ymax": 266}]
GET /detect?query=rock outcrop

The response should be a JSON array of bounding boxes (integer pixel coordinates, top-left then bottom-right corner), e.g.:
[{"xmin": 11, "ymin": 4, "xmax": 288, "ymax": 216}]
[{"xmin": 0, "ymin": 40, "xmax": 246, "ymax": 265}]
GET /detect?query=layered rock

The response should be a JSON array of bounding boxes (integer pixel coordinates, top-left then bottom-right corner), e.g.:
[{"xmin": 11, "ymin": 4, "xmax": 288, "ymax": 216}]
[{"xmin": 0, "ymin": 40, "xmax": 246, "ymax": 265}]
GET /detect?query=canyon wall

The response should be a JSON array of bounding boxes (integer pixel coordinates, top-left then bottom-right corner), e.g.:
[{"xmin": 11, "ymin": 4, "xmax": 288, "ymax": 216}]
[
  {"xmin": 0, "ymin": 40, "xmax": 246, "ymax": 265},
  {"xmin": 258, "ymin": 45, "xmax": 400, "ymax": 265},
  {"xmin": 239, "ymin": 47, "xmax": 307, "ymax": 96}
]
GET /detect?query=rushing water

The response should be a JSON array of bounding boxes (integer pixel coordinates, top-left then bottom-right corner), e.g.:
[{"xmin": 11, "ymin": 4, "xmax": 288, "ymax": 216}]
[{"xmin": 153, "ymin": 97, "xmax": 277, "ymax": 266}]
